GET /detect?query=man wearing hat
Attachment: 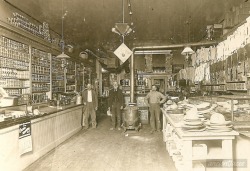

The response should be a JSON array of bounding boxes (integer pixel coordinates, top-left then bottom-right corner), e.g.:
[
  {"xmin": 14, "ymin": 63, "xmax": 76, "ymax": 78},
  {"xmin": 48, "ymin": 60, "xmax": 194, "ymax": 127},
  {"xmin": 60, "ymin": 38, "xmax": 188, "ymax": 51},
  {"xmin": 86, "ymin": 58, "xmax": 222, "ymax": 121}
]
[
  {"xmin": 145, "ymin": 85, "xmax": 166, "ymax": 134},
  {"xmin": 108, "ymin": 81, "xmax": 124, "ymax": 130}
]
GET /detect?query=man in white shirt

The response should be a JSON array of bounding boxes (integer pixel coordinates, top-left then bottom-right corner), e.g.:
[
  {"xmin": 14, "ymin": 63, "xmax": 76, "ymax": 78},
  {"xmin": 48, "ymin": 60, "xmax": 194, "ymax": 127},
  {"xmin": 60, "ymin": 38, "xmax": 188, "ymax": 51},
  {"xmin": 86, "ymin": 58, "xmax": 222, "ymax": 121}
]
[
  {"xmin": 145, "ymin": 85, "xmax": 166, "ymax": 134},
  {"xmin": 82, "ymin": 83, "xmax": 98, "ymax": 129}
]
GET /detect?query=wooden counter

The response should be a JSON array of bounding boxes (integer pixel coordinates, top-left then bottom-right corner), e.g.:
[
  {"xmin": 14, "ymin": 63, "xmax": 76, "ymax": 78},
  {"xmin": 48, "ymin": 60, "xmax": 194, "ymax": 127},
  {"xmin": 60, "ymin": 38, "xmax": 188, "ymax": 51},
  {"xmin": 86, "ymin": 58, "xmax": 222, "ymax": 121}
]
[
  {"xmin": 0, "ymin": 104, "xmax": 83, "ymax": 171},
  {"xmin": 162, "ymin": 109, "xmax": 239, "ymax": 171}
]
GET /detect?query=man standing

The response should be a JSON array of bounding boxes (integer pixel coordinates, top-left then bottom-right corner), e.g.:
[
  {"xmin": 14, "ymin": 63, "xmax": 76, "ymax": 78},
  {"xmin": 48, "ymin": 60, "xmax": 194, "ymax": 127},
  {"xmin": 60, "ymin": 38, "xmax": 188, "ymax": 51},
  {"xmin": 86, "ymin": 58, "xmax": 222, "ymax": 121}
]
[
  {"xmin": 108, "ymin": 81, "xmax": 124, "ymax": 130},
  {"xmin": 82, "ymin": 83, "xmax": 98, "ymax": 129},
  {"xmin": 145, "ymin": 85, "xmax": 166, "ymax": 133}
]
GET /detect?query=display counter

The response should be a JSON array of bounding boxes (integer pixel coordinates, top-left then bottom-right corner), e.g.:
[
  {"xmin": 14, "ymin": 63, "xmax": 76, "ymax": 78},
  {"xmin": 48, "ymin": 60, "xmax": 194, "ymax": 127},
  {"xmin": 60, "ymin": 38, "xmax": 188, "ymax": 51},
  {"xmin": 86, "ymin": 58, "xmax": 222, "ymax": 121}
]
[
  {"xmin": 162, "ymin": 109, "xmax": 239, "ymax": 171},
  {"xmin": 0, "ymin": 104, "xmax": 83, "ymax": 171}
]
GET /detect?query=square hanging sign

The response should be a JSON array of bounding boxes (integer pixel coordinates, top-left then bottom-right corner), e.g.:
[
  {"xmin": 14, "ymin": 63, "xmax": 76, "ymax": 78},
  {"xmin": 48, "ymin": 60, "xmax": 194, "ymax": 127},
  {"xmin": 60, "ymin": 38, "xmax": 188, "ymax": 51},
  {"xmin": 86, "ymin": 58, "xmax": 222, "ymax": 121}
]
[{"xmin": 114, "ymin": 43, "xmax": 132, "ymax": 63}]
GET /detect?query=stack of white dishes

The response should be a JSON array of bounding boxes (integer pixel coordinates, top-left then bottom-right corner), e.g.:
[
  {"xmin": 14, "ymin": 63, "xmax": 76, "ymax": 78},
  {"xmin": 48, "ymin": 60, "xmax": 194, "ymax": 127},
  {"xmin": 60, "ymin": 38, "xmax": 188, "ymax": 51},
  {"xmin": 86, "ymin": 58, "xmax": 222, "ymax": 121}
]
[
  {"xmin": 205, "ymin": 113, "xmax": 232, "ymax": 132},
  {"xmin": 182, "ymin": 107, "xmax": 206, "ymax": 132}
]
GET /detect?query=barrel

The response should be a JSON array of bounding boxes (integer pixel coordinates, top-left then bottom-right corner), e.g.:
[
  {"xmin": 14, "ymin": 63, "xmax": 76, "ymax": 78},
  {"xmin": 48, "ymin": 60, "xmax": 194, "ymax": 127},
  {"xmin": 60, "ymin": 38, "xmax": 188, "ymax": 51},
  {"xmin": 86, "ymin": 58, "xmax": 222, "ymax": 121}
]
[{"xmin": 123, "ymin": 105, "xmax": 139, "ymax": 128}]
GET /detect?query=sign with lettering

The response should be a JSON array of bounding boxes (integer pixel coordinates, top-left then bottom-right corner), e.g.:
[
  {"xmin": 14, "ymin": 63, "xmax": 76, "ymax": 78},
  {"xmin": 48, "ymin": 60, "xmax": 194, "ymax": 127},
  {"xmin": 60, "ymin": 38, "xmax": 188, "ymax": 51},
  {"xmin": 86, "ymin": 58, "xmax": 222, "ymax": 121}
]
[
  {"xmin": 19, "ymin": 121, "xmax": 32, "ymax": 155},
  {"xmin": 114, "ymin": 43, "xmax": 132, "ymax": 63}
]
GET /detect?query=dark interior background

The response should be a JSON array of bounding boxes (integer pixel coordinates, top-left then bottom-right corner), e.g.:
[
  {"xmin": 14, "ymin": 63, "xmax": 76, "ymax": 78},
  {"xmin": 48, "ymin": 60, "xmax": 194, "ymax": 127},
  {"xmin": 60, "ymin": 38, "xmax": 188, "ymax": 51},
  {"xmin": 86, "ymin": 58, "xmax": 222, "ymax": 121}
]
[{"xmin": 4, "ymin": 0, "xmax": 245, "ymax": 59}]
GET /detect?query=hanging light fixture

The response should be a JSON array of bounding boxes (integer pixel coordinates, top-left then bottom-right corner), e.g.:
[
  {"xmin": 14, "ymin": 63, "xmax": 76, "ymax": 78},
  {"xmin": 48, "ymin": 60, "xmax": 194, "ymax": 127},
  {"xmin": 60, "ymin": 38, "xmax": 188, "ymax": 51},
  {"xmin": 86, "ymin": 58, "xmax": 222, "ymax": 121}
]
[
  {"xmin": 181, "ymin": 46, "xmax": 194, "ymax": 63},
  {"xmin": 56, "ymin": 0, "xmax": 70, "ymax": 59},
  {"xmin": 181, "ymin": 46, "xmax": 194, "ymax": 56},
  {"xmin": 181, "ymin": 16, "xmax": 195, "ymax": 61},
  {"xmin": 111, "ymin": 0, "xmax": 133, "ymax": 41}
]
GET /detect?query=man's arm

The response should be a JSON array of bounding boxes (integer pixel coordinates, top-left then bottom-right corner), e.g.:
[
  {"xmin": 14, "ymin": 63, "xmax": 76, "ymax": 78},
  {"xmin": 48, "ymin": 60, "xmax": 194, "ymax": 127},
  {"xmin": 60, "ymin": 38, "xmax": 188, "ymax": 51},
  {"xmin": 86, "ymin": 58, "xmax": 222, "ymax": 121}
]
[
  {"xmin": 159, "ymin": 93, "xmax": 167, "ymax": 104},
  {"xmin": 107, "ymin": 90, "xmax": 113, "ymax": 109},
  {"xmin": 94, "ymin": 90, "xmax": 98, "ymax": 109},
  {"xmin": 144, "ymin": 93, "xmax": 149, "ymax": 106}
]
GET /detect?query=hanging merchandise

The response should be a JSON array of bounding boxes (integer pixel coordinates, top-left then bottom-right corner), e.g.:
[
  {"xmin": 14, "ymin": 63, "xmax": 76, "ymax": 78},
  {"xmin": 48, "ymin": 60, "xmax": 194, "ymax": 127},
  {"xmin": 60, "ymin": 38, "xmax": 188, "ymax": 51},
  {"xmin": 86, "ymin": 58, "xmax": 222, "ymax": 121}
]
[
  {"xmin": 245, "ymin": 43, "xmax": 250, "ymax": 58},
  {"xmin": 247, "ymin": 57, "xmax": 250, "ymax": 76},
  {"xmin": 232, "ymin": 53, "xmax": 238, "ymax": 67},
  {"xmin": 237, "ymin": 47, "xmax": 246, "ymax": 62},
  {"xmin": 210, "ymin": 46, "xmax": 217, "ymax": 63}
]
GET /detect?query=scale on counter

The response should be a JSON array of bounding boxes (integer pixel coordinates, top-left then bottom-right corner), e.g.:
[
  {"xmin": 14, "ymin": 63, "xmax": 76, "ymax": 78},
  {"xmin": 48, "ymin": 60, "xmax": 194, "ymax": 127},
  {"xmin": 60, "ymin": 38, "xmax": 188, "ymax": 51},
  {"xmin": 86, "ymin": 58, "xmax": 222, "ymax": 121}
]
[{"xmin": 0, "ymin": 87, "xmax": 18, "ymax": 107}]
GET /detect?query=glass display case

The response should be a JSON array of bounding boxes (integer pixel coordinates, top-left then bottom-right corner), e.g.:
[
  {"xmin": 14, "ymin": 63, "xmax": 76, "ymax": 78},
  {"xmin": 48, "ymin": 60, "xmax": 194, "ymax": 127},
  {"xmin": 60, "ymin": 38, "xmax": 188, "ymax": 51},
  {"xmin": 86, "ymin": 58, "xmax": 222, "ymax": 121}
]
[
  {"xmin": 188, "ymin": 95, "xmax": 250, "ymax": 123},
  {"xmin": 0, "ymin": 104, "xmax": 27, "ymax": 123}
]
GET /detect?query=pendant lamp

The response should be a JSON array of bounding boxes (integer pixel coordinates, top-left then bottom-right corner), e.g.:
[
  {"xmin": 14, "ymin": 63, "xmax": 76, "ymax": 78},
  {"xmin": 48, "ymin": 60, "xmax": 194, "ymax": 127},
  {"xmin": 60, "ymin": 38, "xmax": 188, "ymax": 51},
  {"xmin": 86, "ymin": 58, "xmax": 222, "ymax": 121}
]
[
  {"xmin": 181, "ymin": 46, "xmax": 194, "ymax": 56},
  {"xmin": 56, "ymin": 0, "xmax": 70, "ymax": 59}
]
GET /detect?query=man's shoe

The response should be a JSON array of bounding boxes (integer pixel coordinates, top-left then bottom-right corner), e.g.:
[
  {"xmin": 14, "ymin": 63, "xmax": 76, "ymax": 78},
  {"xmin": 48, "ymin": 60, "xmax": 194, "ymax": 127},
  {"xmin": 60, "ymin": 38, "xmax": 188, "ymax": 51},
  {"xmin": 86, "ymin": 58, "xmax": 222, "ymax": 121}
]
[
  {"xmin": 110, "ymin": 127, "xmax": 114, "ymax": 131},
  {"xmin": 117, "ymin": 127, "xmax": 121, "ymax": 131}
]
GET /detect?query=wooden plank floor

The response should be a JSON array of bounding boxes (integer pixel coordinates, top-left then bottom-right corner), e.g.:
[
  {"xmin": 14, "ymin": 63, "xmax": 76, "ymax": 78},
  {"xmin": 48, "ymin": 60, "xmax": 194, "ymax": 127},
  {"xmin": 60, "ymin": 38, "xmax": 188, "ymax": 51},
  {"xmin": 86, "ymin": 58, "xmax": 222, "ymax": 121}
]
[{"xmin": 24, "ymin": 114, "xmax": 177, "ymax": 171}]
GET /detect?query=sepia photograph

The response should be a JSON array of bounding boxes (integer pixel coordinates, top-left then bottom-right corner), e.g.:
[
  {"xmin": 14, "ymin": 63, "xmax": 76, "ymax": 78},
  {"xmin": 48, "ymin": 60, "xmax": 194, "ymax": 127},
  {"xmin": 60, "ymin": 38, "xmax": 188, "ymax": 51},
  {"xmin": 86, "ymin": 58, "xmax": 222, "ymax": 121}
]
[{"xmin": 0, "ymin": 0, "xmax": 250, "ymax": 170}]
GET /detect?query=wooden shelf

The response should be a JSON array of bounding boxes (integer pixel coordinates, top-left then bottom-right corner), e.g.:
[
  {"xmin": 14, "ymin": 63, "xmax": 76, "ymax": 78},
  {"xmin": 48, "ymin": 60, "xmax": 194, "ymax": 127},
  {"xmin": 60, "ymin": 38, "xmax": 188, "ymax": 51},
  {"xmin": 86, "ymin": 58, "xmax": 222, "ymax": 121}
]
[
  {"xmin": 2, "ymin": 87, "xmax": 29, "ymax": 89},
  {"xmin": 137, "ymin": 72, "xmax": 168, "ymax": 75}
]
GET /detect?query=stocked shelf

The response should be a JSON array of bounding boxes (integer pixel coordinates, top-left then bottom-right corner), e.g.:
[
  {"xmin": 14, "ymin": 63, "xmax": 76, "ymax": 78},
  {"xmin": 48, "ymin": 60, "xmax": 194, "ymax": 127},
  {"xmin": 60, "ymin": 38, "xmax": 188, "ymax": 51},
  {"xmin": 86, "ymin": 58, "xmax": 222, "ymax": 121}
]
[
  {"xmin": 0, "ymin": 34, "xmax": 84, "ymax": 105},
  {"xmin": 31, "ymin": 47, "xmax": 50, "ymax": 104},
  {"xmin": 0, "ymin": 36, "xmax": 30, "ymax": 99},
  {"xmin": 2, "ymin": 87, "xmax": 29, "ymax": 89}
]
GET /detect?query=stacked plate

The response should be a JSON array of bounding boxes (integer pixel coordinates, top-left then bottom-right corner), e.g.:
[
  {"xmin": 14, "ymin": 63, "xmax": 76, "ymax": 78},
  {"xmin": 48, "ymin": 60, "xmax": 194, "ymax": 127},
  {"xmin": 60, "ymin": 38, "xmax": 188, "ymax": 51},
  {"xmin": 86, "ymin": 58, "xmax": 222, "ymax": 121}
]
[
  {"xmin": 205, "ymin": 113, "xmax": 233, "ymax": 132},
  {"xmin": 182, "ymin": 118, "xmax": 206, "ymax": 132},
  {"xmin": 182, "ymin": 107, "xmax": 206, "ymax": 132}
]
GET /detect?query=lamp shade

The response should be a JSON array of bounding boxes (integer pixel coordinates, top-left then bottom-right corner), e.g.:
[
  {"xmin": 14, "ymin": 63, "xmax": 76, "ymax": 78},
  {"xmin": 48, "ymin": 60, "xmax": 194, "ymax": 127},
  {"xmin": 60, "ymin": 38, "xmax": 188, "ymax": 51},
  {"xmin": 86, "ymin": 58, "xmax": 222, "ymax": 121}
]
[
  {"xmin": 79, "ymin": 51, "xmax": 88, "ymax": 59},
  {"xmin": 56, "ymin": 52, "xmax": 70, "ymax": 59},
  {"xmin": 67, "ymin": 45, "xmax": 73, "ymax": 53},
  {"xmin": 181, "ymin": 46, "xmax": 195, "ymax": 55}
]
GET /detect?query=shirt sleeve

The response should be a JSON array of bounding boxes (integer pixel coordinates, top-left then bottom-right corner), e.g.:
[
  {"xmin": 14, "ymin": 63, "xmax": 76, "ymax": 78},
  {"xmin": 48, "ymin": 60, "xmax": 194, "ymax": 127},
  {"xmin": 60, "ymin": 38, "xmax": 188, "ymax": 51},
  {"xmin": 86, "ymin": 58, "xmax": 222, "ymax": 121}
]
[
  {"xmin": 159, "ymin": 92, "xmax": 167, "ymax": 103},
  {"xmin": 144, "ymin": 93, "xmax": 150, "ymax": 104}
]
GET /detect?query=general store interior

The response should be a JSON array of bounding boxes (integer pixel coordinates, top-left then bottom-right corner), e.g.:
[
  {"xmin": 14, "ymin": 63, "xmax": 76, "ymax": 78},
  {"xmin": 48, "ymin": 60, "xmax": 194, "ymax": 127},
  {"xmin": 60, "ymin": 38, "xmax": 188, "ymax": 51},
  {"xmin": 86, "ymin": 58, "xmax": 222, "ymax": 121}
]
[{"xmin": 1, "ymin": 0, "xmax": 250, "ymax": 171}]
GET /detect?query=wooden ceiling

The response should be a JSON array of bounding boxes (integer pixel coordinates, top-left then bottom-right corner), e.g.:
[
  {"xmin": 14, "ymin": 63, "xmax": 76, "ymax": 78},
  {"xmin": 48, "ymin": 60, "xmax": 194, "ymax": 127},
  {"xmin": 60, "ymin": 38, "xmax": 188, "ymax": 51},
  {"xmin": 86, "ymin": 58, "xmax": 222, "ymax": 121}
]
[{"xmin": 5, "ymin": 0, "xmax": 243, "ymax": 57}]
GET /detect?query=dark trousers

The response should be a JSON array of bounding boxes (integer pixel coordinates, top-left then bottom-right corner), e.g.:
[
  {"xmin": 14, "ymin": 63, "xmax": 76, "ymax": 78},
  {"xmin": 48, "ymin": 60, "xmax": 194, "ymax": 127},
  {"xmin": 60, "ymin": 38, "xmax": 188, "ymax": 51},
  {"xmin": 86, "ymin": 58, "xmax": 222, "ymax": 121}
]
[
  {"xmin": 149, "ymin": 103, "xmax": 161, "ymax": 131},
  {"xmin": 84, "ymin": 102, "xmax": 96, "ymax": 128},
  {"xmin": 111, "ymin": 103, "xmax": 121, "ymax": 128}
]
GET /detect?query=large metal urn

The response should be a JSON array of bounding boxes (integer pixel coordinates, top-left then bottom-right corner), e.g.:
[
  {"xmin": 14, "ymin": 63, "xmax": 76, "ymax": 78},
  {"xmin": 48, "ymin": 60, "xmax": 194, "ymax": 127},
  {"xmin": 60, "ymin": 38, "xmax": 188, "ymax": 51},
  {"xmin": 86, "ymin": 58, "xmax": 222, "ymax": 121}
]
[{"xmin": 122, "ymin": 103, "xmax": 141, "ymax": 132}]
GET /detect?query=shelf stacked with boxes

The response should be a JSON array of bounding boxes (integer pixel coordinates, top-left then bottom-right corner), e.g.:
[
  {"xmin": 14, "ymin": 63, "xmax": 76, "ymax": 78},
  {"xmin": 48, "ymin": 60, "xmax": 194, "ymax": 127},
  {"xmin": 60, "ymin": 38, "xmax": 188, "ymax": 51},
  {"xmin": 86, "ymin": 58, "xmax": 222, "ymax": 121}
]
[
  {"xmin": 136, "ymin": 95, "xmax": 149, "ymax": 124},
  {"xmin": 51, "ymin": 57, "xmax": 65, "ymax": 93},
  {"xmin": 65, "ymin": 60, "xmax": 75, "ymax": 92},
  {"xmin": 226, "ymin": 81, "xmax": 247, "ymax": 91},
  {"xmin": 0, "ymin": 35, "xmax": 30, "ymax": 104},
  {"xmin": 75, "ymin": 63, "xmax": 84, "ymax": 92},
  {"xmin": 202, "ymin": 84, "xmax": 226, "ymax": 92},
  {"xmin": 31, "ymin": 48, "xmax": 50, "ymax": 104}
]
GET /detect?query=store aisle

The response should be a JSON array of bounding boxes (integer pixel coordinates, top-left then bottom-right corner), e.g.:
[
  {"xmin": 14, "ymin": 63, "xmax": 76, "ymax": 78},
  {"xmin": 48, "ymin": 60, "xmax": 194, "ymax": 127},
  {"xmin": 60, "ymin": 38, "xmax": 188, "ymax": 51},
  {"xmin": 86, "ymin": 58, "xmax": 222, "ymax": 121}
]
[{"xmin": 24, "ymin": 114, "xmax": 176, "ymax": 171}]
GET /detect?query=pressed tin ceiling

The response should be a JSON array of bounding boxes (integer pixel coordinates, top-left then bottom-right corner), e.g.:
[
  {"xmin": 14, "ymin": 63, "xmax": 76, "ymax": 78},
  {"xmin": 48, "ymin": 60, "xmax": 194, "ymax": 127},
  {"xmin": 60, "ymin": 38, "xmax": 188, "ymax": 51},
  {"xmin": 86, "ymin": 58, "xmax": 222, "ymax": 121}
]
[{"xmin": 4, "ymin": 0, "xmax": 243, "ymax": 57}]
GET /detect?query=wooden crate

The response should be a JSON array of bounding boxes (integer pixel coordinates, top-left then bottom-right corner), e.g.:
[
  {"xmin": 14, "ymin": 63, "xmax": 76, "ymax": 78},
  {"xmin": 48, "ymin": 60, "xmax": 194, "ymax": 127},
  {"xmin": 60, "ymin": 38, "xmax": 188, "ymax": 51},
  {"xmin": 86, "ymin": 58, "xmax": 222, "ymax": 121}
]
[{"xmin": 139, "ymin": 108, "xmax": 149, "ymax": 124}]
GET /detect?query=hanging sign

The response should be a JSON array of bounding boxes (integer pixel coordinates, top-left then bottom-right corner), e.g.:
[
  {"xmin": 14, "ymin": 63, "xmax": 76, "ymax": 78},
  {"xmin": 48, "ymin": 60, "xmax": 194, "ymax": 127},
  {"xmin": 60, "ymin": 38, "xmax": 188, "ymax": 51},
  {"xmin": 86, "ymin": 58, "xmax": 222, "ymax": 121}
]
[
  {"xmin": 19, "ymin": 121, "xmax": 33, "ymax": 155},
  {"xmin": 114, "ymin": 43, "xmax": 132, "ymax": 63}
]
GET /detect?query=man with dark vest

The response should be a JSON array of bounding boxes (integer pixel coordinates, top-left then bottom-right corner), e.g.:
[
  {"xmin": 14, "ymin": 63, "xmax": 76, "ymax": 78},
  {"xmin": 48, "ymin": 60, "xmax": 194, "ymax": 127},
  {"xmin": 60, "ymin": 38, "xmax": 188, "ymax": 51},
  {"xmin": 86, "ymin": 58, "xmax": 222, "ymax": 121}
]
[
  {"xmin": 108, "ymin": 81, "xmax": 124, "ymax": 130},
  {"xmin": 82, "ymin": 83, "xmax": 98, "ymax": 129}
]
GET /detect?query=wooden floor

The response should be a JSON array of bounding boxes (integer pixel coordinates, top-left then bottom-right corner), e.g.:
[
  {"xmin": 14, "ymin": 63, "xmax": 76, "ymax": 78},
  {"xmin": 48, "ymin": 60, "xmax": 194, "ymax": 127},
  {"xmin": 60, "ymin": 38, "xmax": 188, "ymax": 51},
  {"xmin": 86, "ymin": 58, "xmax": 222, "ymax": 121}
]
[{"xmin": 24, "ymin": 113, "xmax": 176, "ymax": 171}]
